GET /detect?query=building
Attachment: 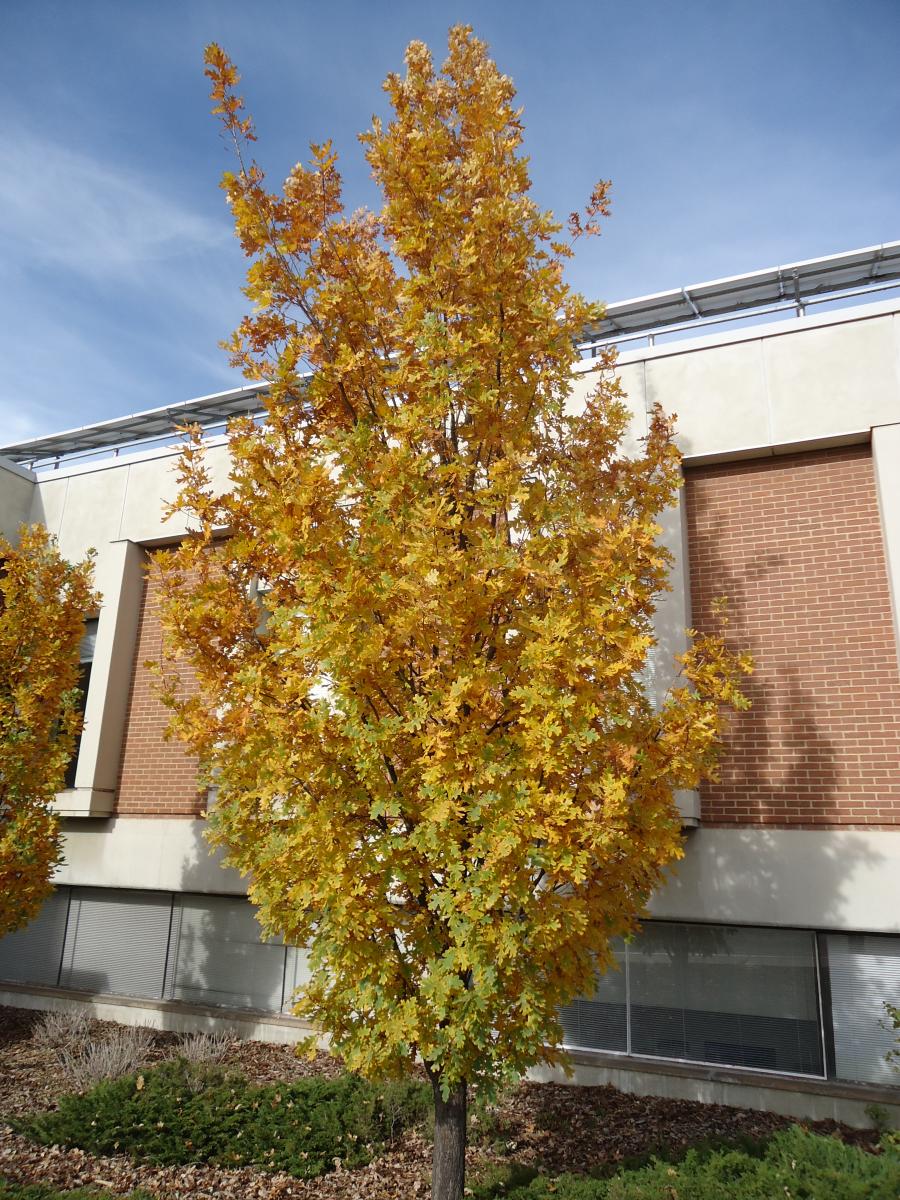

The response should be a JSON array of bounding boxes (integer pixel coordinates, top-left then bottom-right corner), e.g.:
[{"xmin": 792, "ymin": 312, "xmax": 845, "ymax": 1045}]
[{"xmin": 1, "ymin": 244, "xmax": 899, "ymax": 1127}]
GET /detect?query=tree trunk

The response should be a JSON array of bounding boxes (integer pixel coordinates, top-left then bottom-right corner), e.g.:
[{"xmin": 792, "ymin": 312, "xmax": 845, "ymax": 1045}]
[{"xmin": 430, "ymin": 1076, "xmax": 467, "ymax": 1200}]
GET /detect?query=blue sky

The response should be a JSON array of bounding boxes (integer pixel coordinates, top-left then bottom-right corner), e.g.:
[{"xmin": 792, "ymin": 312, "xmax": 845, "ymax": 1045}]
[{"xmin": 2, "ymin": 0, "xmax": 898, "ymax": 444}]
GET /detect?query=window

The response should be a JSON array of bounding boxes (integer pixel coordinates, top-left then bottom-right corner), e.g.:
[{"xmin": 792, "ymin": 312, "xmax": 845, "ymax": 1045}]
[
  {"xmin": 167, "ymin": 894, "xmax": 287, "ymax": 1011},
  {"xmin": 629, "ymin": 923, "xmax": 822, "ymax": 1075},
  {"xmin": 561, "ymin": 921, "xmax": 823, "ymax": 1077},
  {"xmin": 559, "ymin": 938, "xmax": 627, "ymax": 1052},
  {"xmin": 826, "ymin": 933, "xmax": 900, "ymax": 1085},
  {"xmin": 63, "ymin": 616, "xmax": 99, "ymax": 789},
  {"xmin": 58, "ymin": 888, "xmax": 171, "ymax": 998},
  {"xmin": 0, "ymin": 887, "xmax": 70, "ymax": 985}
]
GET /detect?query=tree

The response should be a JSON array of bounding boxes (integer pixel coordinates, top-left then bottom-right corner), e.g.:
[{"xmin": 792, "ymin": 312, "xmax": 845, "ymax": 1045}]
[
  {"xmin": 155, "ymin": 27, "xmax": 751, "ymax": 1200},
  {"xmin": 0, "ymin": 524, "xmax": 97, "ymax": 936}
]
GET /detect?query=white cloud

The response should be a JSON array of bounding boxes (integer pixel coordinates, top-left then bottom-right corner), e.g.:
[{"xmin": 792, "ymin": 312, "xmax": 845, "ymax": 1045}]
[
  {"xmin": 0, "ymin": 129, "xmax": 229, "ymax": 280},
  {"xmin": 0, "ymin": 400, "xmax": 52, "ymax": 446}
]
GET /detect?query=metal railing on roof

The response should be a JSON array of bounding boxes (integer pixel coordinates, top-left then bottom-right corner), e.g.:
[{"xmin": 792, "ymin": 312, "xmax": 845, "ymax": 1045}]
[
  {"xmin": 3, "ymin": 385, "xmax": 271, "ymax": 470},
  {"xmin": 579, "ymin": 240, "xmax": 900, "ymax": 350},
  {"xmin": 578, "ymin": 276, "xmax": 900, "ymax": 356},
  {"xmin": 4, "ymin": 241, "xmax": 899, "ymax": 470}
]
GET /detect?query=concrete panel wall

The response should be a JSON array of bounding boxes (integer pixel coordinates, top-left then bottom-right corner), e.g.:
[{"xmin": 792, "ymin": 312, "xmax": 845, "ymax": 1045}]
[
  {"xmin": 33, "ymin": 440, "xmax": 231, "ymax": 554},
  {"xmin": 645, "ymin": 339, "xmax": 771, "ymax": 459},
  {"xmin": 0, "ymin": 457, "xmax": 36, "ymax": 541},
  {"xmin": 649, "ymin": 827, "xmax": 900, "ymax": 934},
  {"xmin": 0, "ymin": 987, "xmax": 319, "ymax": 1046},
  {"xmin": 528, "ymin": 1056, "xmax": 900, "ymax": 1130},
  {"xmin": 568, "ymin": 357, "xmax": 648, "ymax": 456},
  {"xmin": 617, "ymin": 301, "xmax": 900, "ymax": 462},
  {"xmin": 55, "ymin": 817, "xmax": 245, "ymax": 894},
  {"xmin": 765, "ymin": 316, "xmax": 898, "ymax": 445},
  {"xmin": 54, "ymin": 540, "xmax": 146, "ymax": 816},
  {"xmin": 56, "ymin": 818, "xmax": 900, "ymax": 938}
]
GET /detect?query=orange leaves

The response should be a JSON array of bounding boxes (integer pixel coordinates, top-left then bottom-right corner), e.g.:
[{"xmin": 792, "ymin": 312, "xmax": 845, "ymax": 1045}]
[
  {"xmin": 203, "ymin": 43, "xmax": 255, "ymax": 142},
  {"xmin": 154, "ymin": 26, "xmax": 750, "ymax": 1096},
  {"xmin": 568, "ymin": 178, "xmax": 613, "ymax": 242},
  {"xmin": 0, "ymin": 525, "xmax": 97, "ymax": 936}
]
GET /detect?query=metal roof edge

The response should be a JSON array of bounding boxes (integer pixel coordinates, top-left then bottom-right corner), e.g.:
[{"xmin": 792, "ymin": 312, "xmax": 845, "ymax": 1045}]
[{"xmin": 5, "ymin": 240, "xmax": 899, "ymax": 467}]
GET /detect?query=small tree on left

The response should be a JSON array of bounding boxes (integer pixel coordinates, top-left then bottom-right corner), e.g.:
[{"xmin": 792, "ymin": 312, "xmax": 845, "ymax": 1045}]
[{"xmin": 0, "ymin": 524, "xmax": 97, "ymax": 936}]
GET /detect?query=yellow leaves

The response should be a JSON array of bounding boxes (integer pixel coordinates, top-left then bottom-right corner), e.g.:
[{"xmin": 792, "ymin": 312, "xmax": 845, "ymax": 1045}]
[
  {"xmin": 152, "ymin": 26, "xmax": 752, "ymax": 1093},
  {"xmin": 203, "ymin": 43, "xmax": 255, "ymax": 142},
  {"xmin": 0, "ymin": 525, "xmax": 97, "ymax": 936}
]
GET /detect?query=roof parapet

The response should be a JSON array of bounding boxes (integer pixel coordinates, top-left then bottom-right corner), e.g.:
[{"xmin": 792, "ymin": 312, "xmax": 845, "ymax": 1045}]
[{"xmin": 5, "ymin": 241, "xmax": 900, "ymax": 469}]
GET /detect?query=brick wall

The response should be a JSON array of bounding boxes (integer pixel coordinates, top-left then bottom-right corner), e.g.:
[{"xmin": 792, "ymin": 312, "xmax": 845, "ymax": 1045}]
[
  {"xmin": 116, "ymin": 553, "xmax": 204, "ymax": 817},
  {"xmin": 684, "ymin": 445, "xmax": 900, "ymax": 828}
]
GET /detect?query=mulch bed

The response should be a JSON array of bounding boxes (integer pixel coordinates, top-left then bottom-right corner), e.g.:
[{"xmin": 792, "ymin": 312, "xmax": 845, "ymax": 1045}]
[{"xmin": 0, "ymin": 1004, "xmax": 883, "ymax": 1198}]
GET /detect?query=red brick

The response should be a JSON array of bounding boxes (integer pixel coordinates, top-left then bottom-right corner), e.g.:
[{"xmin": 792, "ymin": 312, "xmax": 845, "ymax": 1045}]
[{"xmin": 684, "ymin": 445, "xmax": 900, "ymax": 829}]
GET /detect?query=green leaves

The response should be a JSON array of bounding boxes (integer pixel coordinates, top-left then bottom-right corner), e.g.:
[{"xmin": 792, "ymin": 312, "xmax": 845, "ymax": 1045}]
[
  {"xmin": 23, "ymin": 1060, "xmax": 430, "ymax": 1179},
  {"xmin": 154, "ymin": 26, "xmax": 750, "ymax": 1100}
]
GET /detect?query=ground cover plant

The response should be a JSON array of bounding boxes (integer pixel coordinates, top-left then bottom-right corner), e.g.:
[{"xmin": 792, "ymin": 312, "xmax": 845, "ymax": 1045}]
[
  {"xmin": 0, "ymin": 1185, "xmax": 151, "ymax": 1200},
  {"xmin": 18, "ymin": 1060, "xmax": 430, "ymax": 1180},
  {"xmin": 469, "ymin": 1126, "xmax": 900, "ymax": 1199}
]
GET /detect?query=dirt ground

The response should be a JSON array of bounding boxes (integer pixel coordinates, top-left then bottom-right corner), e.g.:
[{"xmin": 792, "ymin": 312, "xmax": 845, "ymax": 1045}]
[{"xmin": 0, "ymin": 1004, "xmax": 882, "ymax": 1199}]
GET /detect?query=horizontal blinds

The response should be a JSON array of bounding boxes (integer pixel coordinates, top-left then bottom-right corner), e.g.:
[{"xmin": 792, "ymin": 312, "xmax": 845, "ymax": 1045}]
[
  {"xmin": 0, "ymin": 887, "xmax": 70, "ymax": 985},
  {"xmin": 559, "ymin": 939, "xmax": 627, "ymax": 1052},
  {"xmin": 3, "ymin": 886, "xmax": 897, "ymax": 1092},
  {"xmin": 282, "ymin": 945, "xmax": 312, "ymax": 1014},
  {"xmin": 827, "ymin": 933, "xmax": 900, "ymax": 1085},
  {"xmin": 628, "ymin": 923, "xmax": 823, "ymax": 1076},
  {"xmin": 79, "ymin": 618, "xmax": 99, "ymax": 662},
  {"xmin": 169, "ymin": 894, "xmax": 286, "ymax": 1012},
  {"xmin": 59, "ymin": 888, "xmax": 171, "ymax": 999}
]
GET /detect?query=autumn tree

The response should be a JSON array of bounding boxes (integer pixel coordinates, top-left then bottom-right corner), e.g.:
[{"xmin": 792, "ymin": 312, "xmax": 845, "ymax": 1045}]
[
  {"xmin": 155, "ymin": 28, "xmax": 751, "ymax": 1200},
  {"xmin": 0, "ymin": 524, "xmax": 97, "ymax": 936}
]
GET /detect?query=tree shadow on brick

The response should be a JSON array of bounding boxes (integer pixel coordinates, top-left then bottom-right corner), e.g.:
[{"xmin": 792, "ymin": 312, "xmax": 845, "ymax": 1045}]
[
  {"xmin": 667, "ymin": 476, "xmax": 887, "ymax": 931},
  {"xmin": 684, "ymin": 490, "xmax": 841, "ymax": 825}
]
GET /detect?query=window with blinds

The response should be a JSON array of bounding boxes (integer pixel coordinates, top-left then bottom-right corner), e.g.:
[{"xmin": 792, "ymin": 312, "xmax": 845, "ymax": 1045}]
[
  {"xmin": 63, "ymin": 617, "xmax": 99, "ymax": 790},
  {"xmin": 282, "ymin": 944, "xmax": 312, "ymax": 1014},
  {"xmin": 629, "ymin": 923, "xmax": 822, "ymax": 1075},
  {"xmin": 826, "ymin": 933, "xmax": 900, "ymax": 1086},
  {"xmin": 559, "ymin": 938, "xmax": 627, "ymax": 1052},
  {"xmin": 58, "ymin": 888, "xmax": 171, "ymax": 998},
  {"xmin": 0, "ymin": 887, "xmax": 70, "ymax": 985},
  {"xmin": 167, "ymin": 894, "xmax": 287, "ymax": 1012},
  {"xmin": 5, "ymin": 887, "xmax": 897, "ymax": 1093},
  {"xmin": 560, "ymin": 922, "xmax": 823, "ymax": 1077}
]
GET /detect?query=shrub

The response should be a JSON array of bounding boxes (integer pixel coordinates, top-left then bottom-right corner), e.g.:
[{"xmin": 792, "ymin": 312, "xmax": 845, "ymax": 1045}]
[
  {"xmin": 372, "ymin": 1077, "xmax": 433, "ymax": 1141},
  {"xmin": 59, "ymin": 1025, "xmax": 155, "ymax": 1089},
  {"xmin": 172, "ymin": 1029, "xmax": 238, "ymax": 1065},
  {"xmin": 0, "ymin": 1184, "xmax": 153, "ymax": 1200},
  {"xmin": 32, "ymin": 1011, "xmax": 155, "ymax": 1088},
  {"xmin": 20, "ymin": 1060, "xmax": 430, "ymax": 1180},
  {"xmin": 32, "ymin": 1008, "xmax": 95, "ymax": 1054},
  {"xmin": 471, "ymin": 1127, "xmax": 900, "ymax": 1199}
]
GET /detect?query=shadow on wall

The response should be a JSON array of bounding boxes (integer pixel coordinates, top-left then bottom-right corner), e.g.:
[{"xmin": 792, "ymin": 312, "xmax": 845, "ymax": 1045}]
[
  {"xmin": 655, "ymin": 469, "xmax": 891, "ymax": 932},
  {"xmin": 172, "ymin": 823, "xmax": 310, "ymax": 1019},
  {"xmin": 684, "ymin": 482, "xmax": 842, "ymax": 825},
  {"xmin": 654, "ymin": 823, "xmax": 887, "ymax": 933}
]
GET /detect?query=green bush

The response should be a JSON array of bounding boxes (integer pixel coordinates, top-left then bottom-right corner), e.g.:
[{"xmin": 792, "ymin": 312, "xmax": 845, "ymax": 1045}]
[
  {"xmin": 472, "ymin": 1127, "xmax": 900, "ymax": 1199},
  {"xmin": 0, "ymin": 1185, "xmax": 152, "ymax": 1200},
  {"xmin": 19, "ymin": 1060, "xmax": 430, "ymax": 1180}
]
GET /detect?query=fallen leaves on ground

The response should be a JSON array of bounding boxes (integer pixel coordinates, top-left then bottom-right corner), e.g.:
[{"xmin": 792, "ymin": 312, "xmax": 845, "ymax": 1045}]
[{"xmin": 0, "ymin": 1005, "xmax": 883, "ymax": 1199}]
